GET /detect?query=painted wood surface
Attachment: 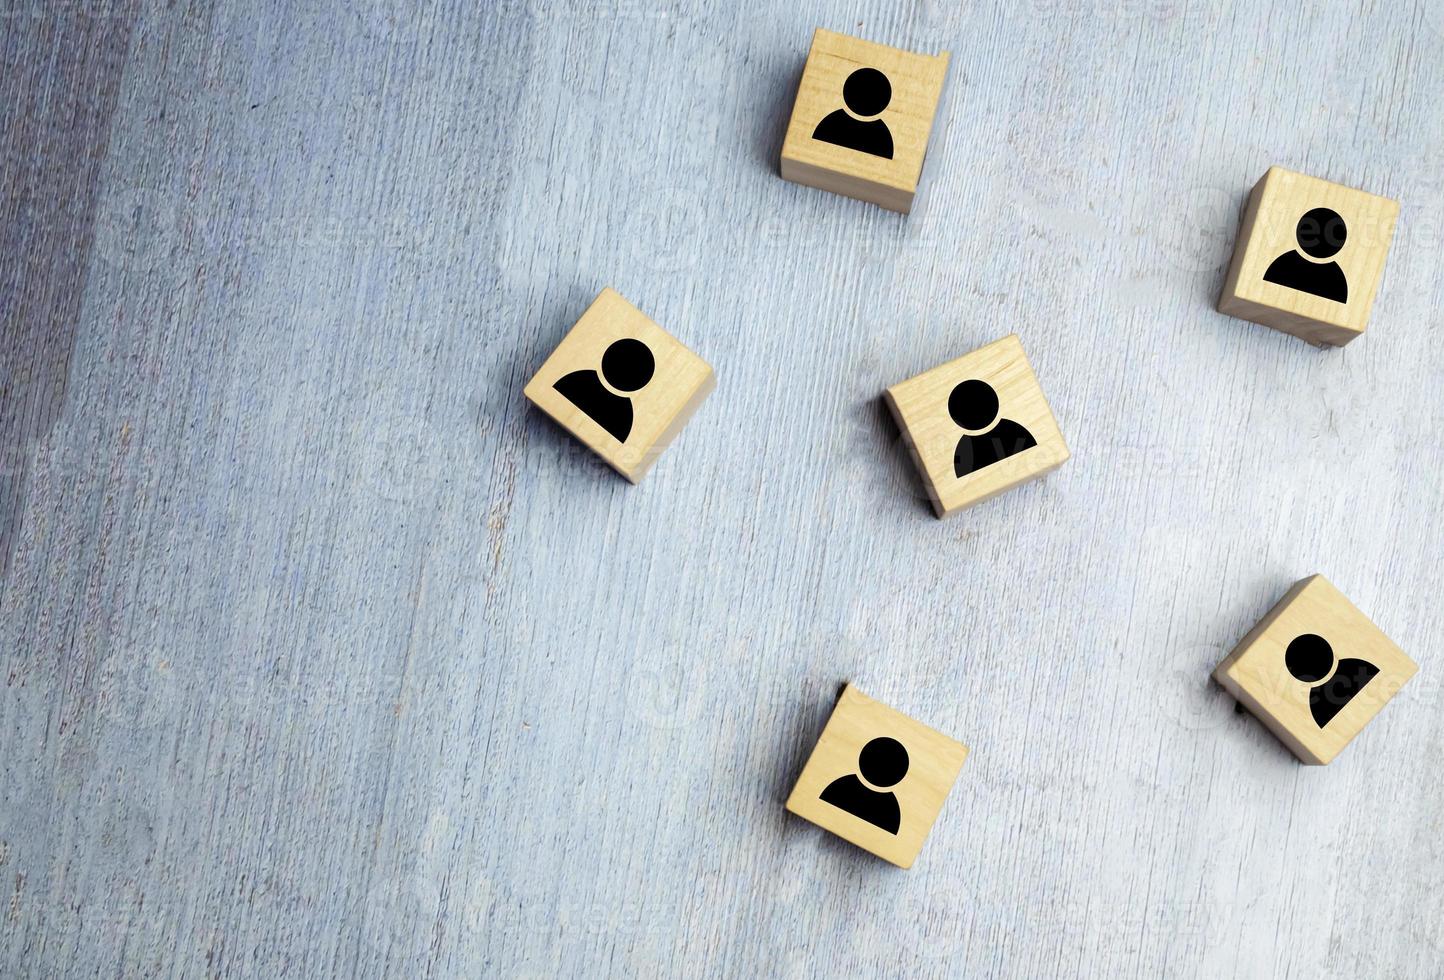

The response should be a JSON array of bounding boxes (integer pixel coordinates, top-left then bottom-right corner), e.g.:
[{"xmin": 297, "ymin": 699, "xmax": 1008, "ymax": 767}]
[{"xmin": 3, "ymin": 1, "xmax": 1443, "ymax": 976}]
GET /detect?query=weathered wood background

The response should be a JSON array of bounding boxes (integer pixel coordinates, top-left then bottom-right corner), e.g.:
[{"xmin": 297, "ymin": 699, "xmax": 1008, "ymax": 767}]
[{"xmin": 4, "ymin": 0, "xmax": 1443, "ymax": 976}]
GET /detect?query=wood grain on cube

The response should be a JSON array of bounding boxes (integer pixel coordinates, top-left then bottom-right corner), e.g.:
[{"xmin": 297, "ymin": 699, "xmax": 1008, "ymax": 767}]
[
  {"xmin": 779, "ymin": 29, "xmax": 949, "ymax": 214},
  {"xmin": 785, "ymin": 684, "xmax": 968, "ymax": 869},
  {"xmin": 885, "ymin": 334, "xmax": 1068, "ymax": 518},
  {"xmin": 1213, "ymin": 575, "xmax": 1417, "ymax": 765},
  {"xmin": 524, "ymin": 288, "xmax": 715, "ymax": 483},
  {"xmin": 1218, "ymin": 167, "xmax": 1399, "ymax": 346}
]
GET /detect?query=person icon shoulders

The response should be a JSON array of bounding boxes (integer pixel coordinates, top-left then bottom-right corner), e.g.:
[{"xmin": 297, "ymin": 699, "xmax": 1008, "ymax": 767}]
[
  {"xmin": 1284, "ymin": 633, "xmax": 1379, "ymax": 728},
  {"xmin": 948, "ymin": 379, "xmax": 1037, "ymax": 478},
  {"xmin": 1263, "ymin": 206, "xmax": 1349, "ymax": 304},
  {"xmin": 812, "ymin": 67, "xmax": 894, "ymax": 160},
  {"xmin": 552, "ymin": 337, "xmax": 654, "ymax": 443},
  {"xmin": 819, "ymin": 736, "xmax": 908, "ymax": 834}
]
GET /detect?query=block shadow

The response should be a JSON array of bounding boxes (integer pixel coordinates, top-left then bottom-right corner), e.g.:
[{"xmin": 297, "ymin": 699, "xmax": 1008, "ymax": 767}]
[{"xmin": 1, "ymin": 4, "xmax": 141, "ymax": 582}]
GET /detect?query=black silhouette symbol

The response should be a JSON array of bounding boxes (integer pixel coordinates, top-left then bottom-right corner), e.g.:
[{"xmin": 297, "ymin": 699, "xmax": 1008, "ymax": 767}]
[
  {"xmin": 949, "ymin": 379, "xmax": 1037, "ymax": 478},
  {"xmin": 811, "ymin": 67, "xmax": 894, "ymax": 159},
  {"xmin": 552, "ymin": 338, "xmax": 654, "ymax": 442},
  {"xmin": 1284, "ymin": 633, "xmax": 1379, "ymax": 729},
  {"xmin": 1262, "ymin": 207, "xmax": 1349, "ymax": 303},
  {"xmin": 820, "ymin": 736, "xmax": 908, "ymax": 834}
]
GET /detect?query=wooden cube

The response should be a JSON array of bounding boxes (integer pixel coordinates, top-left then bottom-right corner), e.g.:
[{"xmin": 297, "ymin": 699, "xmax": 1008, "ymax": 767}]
[
  {"xmin": 1213, "ymin": 575, "xmax": 1417, "ymax": 765},
  {"xmin": 524, "ymin": 288, "xmax": 714, "ymax": 483},
  {"xmin": 884, "ymin": 334, "xmax": 1069, "ymax": 518},
  {"xmin": 786, "ymin": 684, "xmax": 968, "ymax": 868},
  {"xmin": 779, "ymin": 28, "xmax": 950, "ymax": 214},
  {"xmin": 1218, "ymin": 167, "xmax": 1399, "ymax": 346}
]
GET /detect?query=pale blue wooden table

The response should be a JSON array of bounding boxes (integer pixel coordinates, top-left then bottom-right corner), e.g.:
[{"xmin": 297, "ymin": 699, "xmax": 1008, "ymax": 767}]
[{"xmin": 4, "ymin": 1, "xmax": 1444, "ymax": 977}]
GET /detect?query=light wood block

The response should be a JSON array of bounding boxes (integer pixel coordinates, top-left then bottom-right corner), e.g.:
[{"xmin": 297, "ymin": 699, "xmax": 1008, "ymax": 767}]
[
  {"xmin": 779, "ymin": 28, "xmax": 950, "ymax": 214},
  {"xmin": 785, "ymin": 684, "xmax": 968, "ymax": 869},
  {"xmin": 884, "ymin": 334, "xmax": 1068, "ymax": 518},
  {"xmin": 1213, "ymin": 575, "xmax": 1417, "ymax": 765},
  {"xmin": 524, "ymin": 288, "xmax": 714, "ymax": 483},
  {"xmin": 1218, "ymin": 166, "xmax": 1399, "ymax": 346}
]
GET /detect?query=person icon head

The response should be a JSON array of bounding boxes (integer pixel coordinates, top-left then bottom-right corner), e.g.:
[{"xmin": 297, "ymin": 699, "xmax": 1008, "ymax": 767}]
[
  {"xmin": 1284, "ymin": 632, "xmax": 1379, "ymax": 729},
  {"xmin": 811, "ymin": 67, "xmax": 895, "ymax": 159},
  {"xmin": 1262, "ymin": 206, "xmax": 1349, "ymax": 303},
  {"xmin": 948, "ymin": 379, "xmax": 1037, "ymax": 477},
  {"xmin": 552, "ymin": 337, "xmax": 655, "ymax": 443},
  {"xmin": 819, "ymin": 736, "xmax": 908, "ymax": 834},
  {"xmin": 841, "ymin": 68, "xmax": 891, "ymax": 119},
  {"xmin": 1293, "ymin": 207, "xmax": 1347, "ymax": 260},
  {"xmin": 599, "ymin": 338, "xmax": 654, "ymax": 393},
  {"xmin": 1284, "ymin": 632, "xmax": 1335, "ymax": 684},
  {"xmin": 948, "ymin": 379, "xmax": 1000, "ymax": 432}
]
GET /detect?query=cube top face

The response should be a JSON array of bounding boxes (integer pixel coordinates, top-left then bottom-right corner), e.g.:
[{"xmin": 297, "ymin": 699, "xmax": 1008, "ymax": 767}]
[
  {"xmin": 1220, "ymin": 167, "xmax": 1399, "ymax": 346},
  {"xmin": 780, "ymin": 29, "xmax": 950, "ymax": 213},
  {"xmin": 1213, "ymin": 575, "xmax": 1417, "ymax": 765},
  {"xmin": 884, "ymin": 334, "xmax": 1069, "ymax": 518},
  {"xmin": 523, "ymin": 288, "xmax": 714, "ymax": 483},
  {"xmin": 785, "ymin": 684, "xmax": 968, "ymax": 869}
]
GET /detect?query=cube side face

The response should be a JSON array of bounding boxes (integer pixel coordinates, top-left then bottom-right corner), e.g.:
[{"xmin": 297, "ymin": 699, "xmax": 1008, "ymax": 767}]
[
  {"xmin": 780, "ymin": 29, "xmax": 949, "ymax": 212},
  {"xmin": 1219, "ymin": 167, "xmax": 1398, "ymax": 344},
  {"xmin": 523, "ymin": 288, "xmax": 714, "ymax": 482},
  {"xmin": 779, "ymin": 156, "xmax": 914, "ymax": 214},
  {"xmin": 886, "ymin": 335, "xmax": 1069, "ymax": 518},
  {"xmin": 786, "ymin": 684, "xmax": 968, "ymax": 868},
  {"xmin": 1214, "ymin": 575, "xmax": 1417, "ymax": 765}
]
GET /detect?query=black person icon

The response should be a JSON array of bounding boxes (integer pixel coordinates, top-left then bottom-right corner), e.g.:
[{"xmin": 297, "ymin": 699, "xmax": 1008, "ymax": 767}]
[
  {"xmin": 819, "ymin": 736, "xmax": 908, "ymax": 834},
  {"xmin": 1262, "ymin": 207, "xmax": 1349, "ymax": 303},
  {"xmin": 949, "ymin": 379, "xmax": 1037, "ymax": 478},
  {"xmin": 811, "ymin": 67, "xmax": 894, "ymax": 159},
  {"xmin": 551, "ymin": 338, "xmax": 655, "ymax": 443},
  {"xmin": 1285, "ymin": 633, "xmax": 1380, "ymax": 729}
]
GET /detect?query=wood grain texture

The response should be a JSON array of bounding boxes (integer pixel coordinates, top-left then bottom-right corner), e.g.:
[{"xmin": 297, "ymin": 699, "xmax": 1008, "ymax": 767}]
[
  {"xmin": 779, "ymin": 28, "xmax": 950, "ymax": 213},
  {"xmin": 785, "ymin": 683, "xmax": 969, "ymax": 869},
  {"xmin": 523, "ymin": 287, "xmax": 714, "ymax": 482},
  {"xmin": 1213, "ymin": 575, "xmax": 1417, "ymax": 765},
  {"xmin": 3, "ymin": 0, "xmax": 1444, "ymax": 977},
  {"xmin": 1218, "ymin": 167, "xmax": 1399, "ymax": 345},
  {"xmin": 885, "ymin": 333, "xmax": 1068, "ymax": 517}
]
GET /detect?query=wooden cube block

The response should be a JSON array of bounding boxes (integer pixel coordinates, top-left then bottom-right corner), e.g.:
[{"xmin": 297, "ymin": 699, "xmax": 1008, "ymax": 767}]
[
  {"xmin": 884, "ymin": 334, "xmax": 1069, "ymax": 518},
  {"xmin": 786, "ymin": 684, "xmax": 968, "ymax": 868},
  {"xmin": 1218, "ymin": 166, "xmax": 1399, "ymax": 346},
  {"xmin": 524, "ymin": 288, "xmax": 714, "ymax": 483},
  {"xmin": 1213, "ymin": 575, "xmax": 1417, "ymax": 765},
  {"xmin": 779, "ymin": 28, "xmax": 950, "ymax": 214}
]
